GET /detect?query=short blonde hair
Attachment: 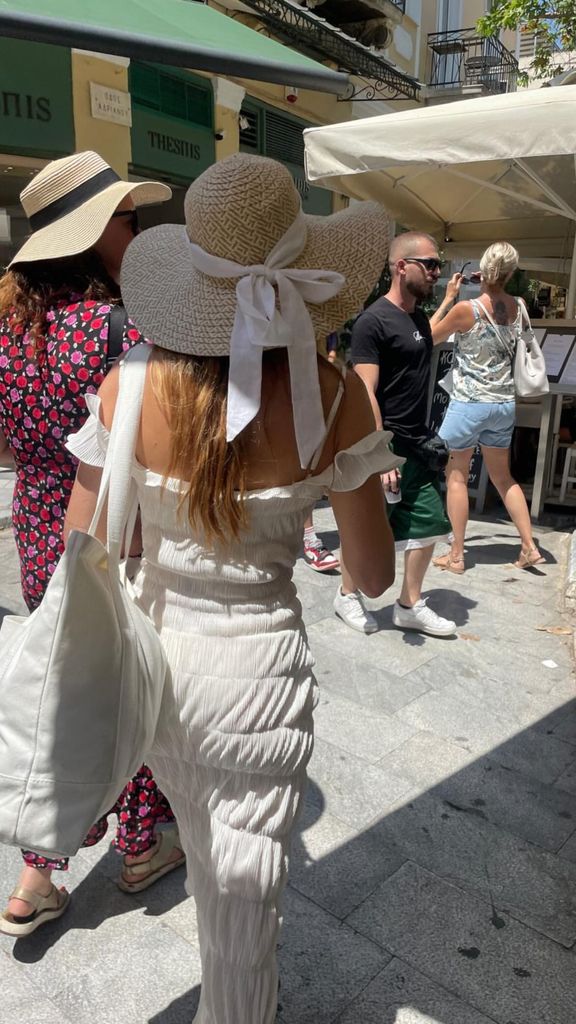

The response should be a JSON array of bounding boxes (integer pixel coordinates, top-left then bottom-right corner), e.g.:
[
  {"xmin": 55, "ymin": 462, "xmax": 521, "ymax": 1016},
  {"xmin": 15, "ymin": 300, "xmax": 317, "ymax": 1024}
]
[{"xmin": 479, "ymin": 242, "xmax": 519, "ymax": 285}]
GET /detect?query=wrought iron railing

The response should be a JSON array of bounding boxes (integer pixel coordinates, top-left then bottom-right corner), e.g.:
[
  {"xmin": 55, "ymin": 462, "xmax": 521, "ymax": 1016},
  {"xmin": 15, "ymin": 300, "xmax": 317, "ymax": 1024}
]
[
  {"xmin": 428, "ymin": 28, "xmax": 518, "ymax": 94},
  {"xmin": 239, "ymin": 0, "xmax": 420, "ymax": 101}
]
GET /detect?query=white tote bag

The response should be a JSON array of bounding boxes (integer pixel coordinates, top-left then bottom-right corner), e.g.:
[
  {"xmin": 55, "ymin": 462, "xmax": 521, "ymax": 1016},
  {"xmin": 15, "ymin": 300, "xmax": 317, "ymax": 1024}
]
[
  {"xmin": 0, "ymin": 346, "xmax": 168, "ymax": 858},
  {"xmin": 475, "ymin": 298, "xmax": 549, "ymax": 400}
]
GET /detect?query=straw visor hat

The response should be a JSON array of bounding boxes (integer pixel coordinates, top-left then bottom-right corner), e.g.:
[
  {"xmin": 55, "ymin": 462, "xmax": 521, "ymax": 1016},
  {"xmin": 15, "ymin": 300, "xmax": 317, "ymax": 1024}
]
[
  {"xmin": 121, "ymin": 153, "xmax": 390, "ymax": 356},
  {"xmin": 11, "ymin": 151, "xmax": 171, "ymax": 266}
]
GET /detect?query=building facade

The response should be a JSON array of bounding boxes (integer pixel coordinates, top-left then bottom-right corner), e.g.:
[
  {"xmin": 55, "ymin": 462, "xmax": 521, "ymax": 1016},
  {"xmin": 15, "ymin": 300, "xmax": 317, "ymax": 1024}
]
[{"xmin": 0, "ymin": 0, "xmax": 517, "ymax": 266}]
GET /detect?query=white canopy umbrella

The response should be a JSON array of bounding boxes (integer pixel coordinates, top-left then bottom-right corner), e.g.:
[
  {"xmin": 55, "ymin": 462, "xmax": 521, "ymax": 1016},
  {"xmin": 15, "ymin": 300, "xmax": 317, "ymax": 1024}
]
[{"xmin": 304, "ymin": 86, "xmax": 576, "ymax": 314}]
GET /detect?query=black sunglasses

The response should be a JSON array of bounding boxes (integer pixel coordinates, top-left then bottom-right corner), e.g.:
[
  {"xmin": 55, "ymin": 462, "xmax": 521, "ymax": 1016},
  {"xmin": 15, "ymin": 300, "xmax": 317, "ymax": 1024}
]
[
  {"xmin": 404, "ymin": 257, "xmax": 445, "ymax": 272},
  {"xmin": 111, "ymin": 209, "xmax": 139, "ymax": 234}
]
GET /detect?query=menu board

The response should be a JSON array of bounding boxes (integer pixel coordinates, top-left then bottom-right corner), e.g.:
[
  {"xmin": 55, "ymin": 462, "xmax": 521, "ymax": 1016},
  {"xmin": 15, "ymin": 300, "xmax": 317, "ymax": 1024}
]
[
  {"xmin": 541, "ymin": 331, "xmax": 576, "ymax": 383},
  {"xmin": 559, "ymin": 344, "xmax": 576, "ymax": 388}
]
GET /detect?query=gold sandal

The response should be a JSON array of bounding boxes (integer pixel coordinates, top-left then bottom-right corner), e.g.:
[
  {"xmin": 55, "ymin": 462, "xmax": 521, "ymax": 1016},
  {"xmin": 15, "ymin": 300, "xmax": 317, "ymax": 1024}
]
[
  {"xmin": 432, "ymin": 552, "xmax": 466, "ymax": 575},
  {"xmin": 0, "ymin": 884, "xmax": 70, "ymax": 937},
  {"xmin": 514, "ymin": 547, "xmax": 545, "ymax": 570},
  {"xmin": 117, "ymin": 828, "xmax": 185, "ymax": 894}
]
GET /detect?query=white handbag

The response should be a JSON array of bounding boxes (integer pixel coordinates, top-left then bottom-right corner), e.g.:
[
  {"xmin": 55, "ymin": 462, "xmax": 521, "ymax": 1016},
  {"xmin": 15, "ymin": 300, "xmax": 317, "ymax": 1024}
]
[
  {"xmin": 476, "ymin": 298, "xmax": 549, "ymax": 400},
  {"xmin": 513, "ymin": 302, "xmax": 550, "ymax": 399},
  {"xmin": 0, "ymin": 345, "xmax": 168, "ymax": 858}
]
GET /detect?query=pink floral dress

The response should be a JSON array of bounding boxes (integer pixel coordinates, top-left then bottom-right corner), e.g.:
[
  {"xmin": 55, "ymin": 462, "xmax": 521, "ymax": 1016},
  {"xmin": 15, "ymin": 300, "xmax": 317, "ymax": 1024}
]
[{"xmin": 0, "ymin": 297, "xmax": 174, "ymax": 870}]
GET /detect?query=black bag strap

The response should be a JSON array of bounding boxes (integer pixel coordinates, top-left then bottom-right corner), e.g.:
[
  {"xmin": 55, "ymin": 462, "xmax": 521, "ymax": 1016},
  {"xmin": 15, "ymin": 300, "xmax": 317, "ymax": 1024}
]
[{"xmin": 107, "ymin": 302, "xmax": 128, "ymax": 367}]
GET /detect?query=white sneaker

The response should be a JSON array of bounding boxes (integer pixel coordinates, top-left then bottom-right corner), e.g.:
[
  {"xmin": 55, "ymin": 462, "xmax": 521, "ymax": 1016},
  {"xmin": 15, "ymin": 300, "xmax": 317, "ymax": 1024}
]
[
  {"xmin": 392, "ymin": 598, "xmax": 456, "ymax": 638},
  {"xmin": 334, "ymin": 588, "xmax": 378, "ymax": 635}
]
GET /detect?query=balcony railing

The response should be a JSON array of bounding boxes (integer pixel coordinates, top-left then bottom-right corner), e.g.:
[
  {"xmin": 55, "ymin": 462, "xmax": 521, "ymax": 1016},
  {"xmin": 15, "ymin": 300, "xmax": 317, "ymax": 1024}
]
[
  {"xmin": 428, "ymin": 28, "xmax": 518, "ymax": 95},
  {"xmin": 306, "ymin": 0, "xmax": 405, "ymax": 14},
  {"xmin": 239, "ymin": 0, "xmax": 420, "ymax": 101}
]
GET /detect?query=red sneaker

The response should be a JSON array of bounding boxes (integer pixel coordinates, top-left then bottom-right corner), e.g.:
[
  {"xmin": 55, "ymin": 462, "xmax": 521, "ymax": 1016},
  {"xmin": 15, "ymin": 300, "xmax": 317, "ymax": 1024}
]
[{"xmin": 303, "ymin": 541, "xmax": 340, "ymax": 572}]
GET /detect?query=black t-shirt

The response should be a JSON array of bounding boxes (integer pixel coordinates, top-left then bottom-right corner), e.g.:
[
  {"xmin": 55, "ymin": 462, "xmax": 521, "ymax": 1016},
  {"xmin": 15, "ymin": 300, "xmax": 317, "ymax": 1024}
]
[{"xmin": 351, "ymin": 296, "xmax": 433, "ymax": 446}]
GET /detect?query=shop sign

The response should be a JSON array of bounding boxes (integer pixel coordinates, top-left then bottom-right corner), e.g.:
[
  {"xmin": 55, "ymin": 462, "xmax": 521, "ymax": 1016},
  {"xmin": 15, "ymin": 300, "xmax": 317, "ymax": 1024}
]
[
  {"xmin": 90, "ymin": 82, "xmax": 132, "ymax": 127},
  {"xmin": 282, "ymin": 160, "xmax": 332, "ymax": 216},
  {"xmin": 0, "ymin": 39, "xmax": 74, "ymax": 157},
  {"xmin": 131, "ymin": 109, "xmax": 214, "ymax": 182}
]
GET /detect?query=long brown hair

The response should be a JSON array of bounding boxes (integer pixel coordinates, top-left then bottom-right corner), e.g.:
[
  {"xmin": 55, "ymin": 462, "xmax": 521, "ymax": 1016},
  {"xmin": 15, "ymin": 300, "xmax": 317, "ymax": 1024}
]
[
  {"xmin": 0, "ymin": 250, "xmax": 120, "ymax": 346},
  {"xmin": 150, "ymin": 348, "xmax": 249, "ymax": 546}
]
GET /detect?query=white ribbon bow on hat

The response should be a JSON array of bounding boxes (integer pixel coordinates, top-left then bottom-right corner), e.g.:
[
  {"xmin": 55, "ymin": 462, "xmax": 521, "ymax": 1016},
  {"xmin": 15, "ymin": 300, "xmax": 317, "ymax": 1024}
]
[{"xmin": 187, "ymin": 211, "xmax": 345, "ymax": 468}]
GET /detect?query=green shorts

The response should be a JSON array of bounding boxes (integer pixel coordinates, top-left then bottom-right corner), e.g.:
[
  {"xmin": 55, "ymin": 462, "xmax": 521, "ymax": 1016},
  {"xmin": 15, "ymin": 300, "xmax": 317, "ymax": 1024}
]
[{"xmin": 387, "ymin": 454, "xmax": 451, "ymax": 550}]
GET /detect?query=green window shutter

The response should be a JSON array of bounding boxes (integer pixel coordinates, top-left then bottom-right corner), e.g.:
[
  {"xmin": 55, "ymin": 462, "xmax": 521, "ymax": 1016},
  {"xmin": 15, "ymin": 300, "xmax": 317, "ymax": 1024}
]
[
  {"xmin": 264, "ymin": 110, "xmax": 305, "ymax": 166},
  {"xmin": 160, "ymin": 73, "xmax": 187, "ymax": 119},
  {"xmin": 185, "ymin": 83, "xmax": 212, "ymax": 128},
  {"xmin": 130, "ymin": 63, "xmax": 212, "ymax": 127},
  {"xmin": 130, "ymin": 62, "xmax": 161, "ymax": 111}
]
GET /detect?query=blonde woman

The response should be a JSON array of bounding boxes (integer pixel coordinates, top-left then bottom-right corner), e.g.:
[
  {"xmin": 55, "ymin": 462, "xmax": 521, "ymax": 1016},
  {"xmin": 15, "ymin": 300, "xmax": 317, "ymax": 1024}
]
[
  {"xmin": 430, "ymin": 241, "xmax": 544, "ymax": 572},
  {"xmin": 64, "ymin": 155, "xmax": 398, "ymax": 1023}
]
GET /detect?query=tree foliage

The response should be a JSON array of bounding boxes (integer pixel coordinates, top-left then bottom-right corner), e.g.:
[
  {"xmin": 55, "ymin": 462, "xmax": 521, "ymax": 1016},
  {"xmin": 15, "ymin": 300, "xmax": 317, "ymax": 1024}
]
[{"xmin": 477, "ymin": 1, "xmax": 576, "ymax": 83}]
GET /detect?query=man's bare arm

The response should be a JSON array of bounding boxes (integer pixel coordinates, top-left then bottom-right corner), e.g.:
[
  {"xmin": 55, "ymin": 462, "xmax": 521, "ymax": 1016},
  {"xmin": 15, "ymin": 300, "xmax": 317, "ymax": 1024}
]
[{"xmin": 352, "ymin": 363, "xmax": 383, "ymax": 430}]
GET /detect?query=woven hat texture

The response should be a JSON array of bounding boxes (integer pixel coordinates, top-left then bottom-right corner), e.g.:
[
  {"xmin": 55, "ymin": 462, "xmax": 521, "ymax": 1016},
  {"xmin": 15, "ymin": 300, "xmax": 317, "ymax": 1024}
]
[
  {"xmin": 11, "ymin": 151, "xmax": 171, "ymax": 266},
  {"xmin": 121, "ymin": 153, "xmax": 390, "ymax": 357}
]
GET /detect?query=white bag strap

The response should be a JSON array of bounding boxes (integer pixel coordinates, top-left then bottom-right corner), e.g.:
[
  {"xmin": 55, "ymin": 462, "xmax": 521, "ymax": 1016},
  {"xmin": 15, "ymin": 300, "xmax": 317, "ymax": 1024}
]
[
  {"xmin": 516, "ymin": 297, "xmax": 532, "ymax": 331},
  {"xmin": 89, "ymin": 344, "xmax": 151, "ymax": 565}
]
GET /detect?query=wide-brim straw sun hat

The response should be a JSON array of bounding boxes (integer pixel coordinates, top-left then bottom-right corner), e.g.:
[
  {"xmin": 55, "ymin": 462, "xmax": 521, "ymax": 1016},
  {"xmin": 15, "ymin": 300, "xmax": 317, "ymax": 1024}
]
[
  {"xmin": 10, "ymin": 150, "xmax": 171, "ymax": 266},
  {"xmin": 121, "ymin": 153, "xmax": 390, "ymax": 467},
  {"xmin": 121, "ymin": 152, "xmax": 390, "ymax": 356}
]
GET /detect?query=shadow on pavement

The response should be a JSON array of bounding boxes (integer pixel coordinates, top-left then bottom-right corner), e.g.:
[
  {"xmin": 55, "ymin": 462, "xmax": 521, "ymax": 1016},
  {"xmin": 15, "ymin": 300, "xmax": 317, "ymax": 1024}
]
[
  {"xmin": 279, "ymin": 697, "xmax": 576, "ymax": 1024},
  {"xmin": 148, "ymin": 987, "xmax": 201, "ymax": 1023}
]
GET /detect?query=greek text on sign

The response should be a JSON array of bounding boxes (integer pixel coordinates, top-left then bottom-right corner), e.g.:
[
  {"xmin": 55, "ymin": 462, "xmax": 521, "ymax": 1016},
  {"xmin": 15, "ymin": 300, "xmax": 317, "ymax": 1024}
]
[{"xmin": 90, "ymin": 82, "xmax": 132, "ymax": 127}]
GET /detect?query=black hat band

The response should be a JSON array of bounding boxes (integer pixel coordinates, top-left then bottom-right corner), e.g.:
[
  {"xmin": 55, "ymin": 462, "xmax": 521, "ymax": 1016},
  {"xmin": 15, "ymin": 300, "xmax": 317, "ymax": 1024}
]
[{"xmin": 28, "ymin": 168, "xmax": 122, "ymax": 232}]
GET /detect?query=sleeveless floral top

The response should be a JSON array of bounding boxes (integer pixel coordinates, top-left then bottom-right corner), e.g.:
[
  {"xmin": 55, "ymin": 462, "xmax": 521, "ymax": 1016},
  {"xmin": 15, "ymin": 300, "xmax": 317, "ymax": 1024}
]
[{"xmin": 451, "ymin": 298, "xmax": 519, "ymax": 404}]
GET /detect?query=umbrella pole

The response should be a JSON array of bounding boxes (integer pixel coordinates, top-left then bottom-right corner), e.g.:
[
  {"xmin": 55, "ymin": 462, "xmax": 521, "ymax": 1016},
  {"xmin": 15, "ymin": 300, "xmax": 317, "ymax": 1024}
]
[{"xmin": 566, "ymin": 232, "xmax": 576, "ymax": 318}]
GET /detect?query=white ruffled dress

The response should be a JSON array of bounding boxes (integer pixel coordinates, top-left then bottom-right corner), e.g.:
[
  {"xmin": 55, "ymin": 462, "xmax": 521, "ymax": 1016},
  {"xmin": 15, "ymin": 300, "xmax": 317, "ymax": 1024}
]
[{"xmin": 67, "ymin": 388, "xmax": 398, "ymax": 1024}]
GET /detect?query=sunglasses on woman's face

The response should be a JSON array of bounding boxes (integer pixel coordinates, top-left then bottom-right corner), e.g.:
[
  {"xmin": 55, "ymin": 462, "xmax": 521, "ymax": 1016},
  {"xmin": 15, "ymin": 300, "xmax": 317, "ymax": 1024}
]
[
  {"xmin": 111, "ymin": 209, "xmax": 139, "ymax": 235},
  {"xmin": 404, "ymin": 257, "xmax": 445, "ymax": 273}
]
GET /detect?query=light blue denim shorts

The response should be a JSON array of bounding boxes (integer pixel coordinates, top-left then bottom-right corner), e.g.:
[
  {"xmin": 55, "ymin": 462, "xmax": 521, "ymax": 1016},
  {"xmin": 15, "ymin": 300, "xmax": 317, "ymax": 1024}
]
[{"xmin": 438, "ymin": 399, "xmax": 516, "ymax": 450}]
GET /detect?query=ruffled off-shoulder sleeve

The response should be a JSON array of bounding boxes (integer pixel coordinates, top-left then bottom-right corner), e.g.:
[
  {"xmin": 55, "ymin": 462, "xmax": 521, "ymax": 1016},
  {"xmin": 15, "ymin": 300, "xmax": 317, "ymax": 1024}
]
[
  {"xmin": 66, "ymin": 393, "xmax": 110, "ymax": 467},
  {"xmin": 314, "ymin": 429, "xmax": 404, "ymax": 492}
]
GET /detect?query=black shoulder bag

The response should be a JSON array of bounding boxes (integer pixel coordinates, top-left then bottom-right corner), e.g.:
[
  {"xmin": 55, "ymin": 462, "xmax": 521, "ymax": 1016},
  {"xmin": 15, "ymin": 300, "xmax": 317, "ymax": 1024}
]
[{"xmin": 106, "ymin": 303, "xmax": 128, "ymax": 369}]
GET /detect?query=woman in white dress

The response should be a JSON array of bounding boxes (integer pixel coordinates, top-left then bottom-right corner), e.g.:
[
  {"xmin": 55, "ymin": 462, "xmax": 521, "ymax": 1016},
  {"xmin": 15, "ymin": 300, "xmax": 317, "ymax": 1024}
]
[{"xmin": 65, "ymin": 154, "xmax": 399, "ymax": 1024}]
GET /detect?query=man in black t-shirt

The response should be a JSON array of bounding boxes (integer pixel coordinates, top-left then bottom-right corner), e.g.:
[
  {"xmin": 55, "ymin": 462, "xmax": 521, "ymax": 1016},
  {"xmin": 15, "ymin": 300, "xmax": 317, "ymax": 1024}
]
[{"xmin": 333, "ymin": 231, "xmax": 461, "ymax": 638}]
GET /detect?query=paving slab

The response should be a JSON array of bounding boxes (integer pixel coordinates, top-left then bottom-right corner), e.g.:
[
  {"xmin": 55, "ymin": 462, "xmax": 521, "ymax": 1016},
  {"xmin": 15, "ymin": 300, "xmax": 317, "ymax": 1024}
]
[
  {"xmin": 289, "ymin": 798, "xmax": 405, "ymax": 920},
  {"xmin": 313, "ymin": 692, "xmax": 418, "ymax": 763},
  {"xmin": 395, "ymin": 686, "xmax": 575, "ymax": 783},
  {"xmin": 0, "ymin": 952, "xmax": 71, "ymax": 1024},
  {"xmin": 306, "ymin": 737, "xmax": 414, "ymax": 830},
  {"xmin": 366, "ymin": 792, "xmax": 576, "ymax": 947},
  {"xmin": 428, "ymin": 756, "xmax": 576, "ymax": 851},
  {"xmin": 347, "ymin": 861, "xmax": 576, "ymax": 1024},
  {"xmin": 277, "ymin": 886, "xmax": 390, "ymax": 1024},
  {"xmin": 311, "ymin": 639, "xmax": 432, "ymax": 715},
  {"xmin": 335, "ymin": 957, "xmax": 498, "ymax": 1024},
  {"xmin": 2, "ymin": 865, "xmax": 202, "ymax": 1024}
]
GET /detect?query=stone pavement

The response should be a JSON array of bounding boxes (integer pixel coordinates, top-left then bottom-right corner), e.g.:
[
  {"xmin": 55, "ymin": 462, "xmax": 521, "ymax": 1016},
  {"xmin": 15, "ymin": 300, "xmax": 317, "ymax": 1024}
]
[
  {"xmin": 0, "ymin": 508, "xmax": 575, "ymax": 1024},
  {"xmin": 0, "ymin": 468, "xmax": 14, "ymax": 529}
]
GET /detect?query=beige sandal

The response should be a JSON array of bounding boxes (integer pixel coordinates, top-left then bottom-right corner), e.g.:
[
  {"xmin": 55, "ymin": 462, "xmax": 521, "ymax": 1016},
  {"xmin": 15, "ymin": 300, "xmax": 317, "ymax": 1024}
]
[
  {"xmin": 433, "ymin": 552, "xmax": 466, "ymax": 575},
  {"xmin": 0, "ymin": 884, "xmax": 70, "ymax": 937},
  {"xmin": 117, "ymin": 828, "xmax": 185, "ymax": 894},
  {"xmin": 514, "ymin": 547, "xmax": 545, "ymax": 570}
]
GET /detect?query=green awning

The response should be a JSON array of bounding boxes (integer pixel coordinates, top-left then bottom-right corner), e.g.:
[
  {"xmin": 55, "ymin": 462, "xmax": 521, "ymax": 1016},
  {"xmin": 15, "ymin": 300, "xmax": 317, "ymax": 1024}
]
[{"xmin": 0, "ymin": 0, "xmax": 348, "ymax": 94}]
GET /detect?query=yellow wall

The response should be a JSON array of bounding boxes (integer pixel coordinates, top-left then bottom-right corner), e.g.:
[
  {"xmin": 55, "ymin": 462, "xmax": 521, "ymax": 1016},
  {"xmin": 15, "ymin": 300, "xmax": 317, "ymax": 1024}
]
[{"xmin": 71, "ymin": 53, "xmax": 131, "ymax": 176}]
